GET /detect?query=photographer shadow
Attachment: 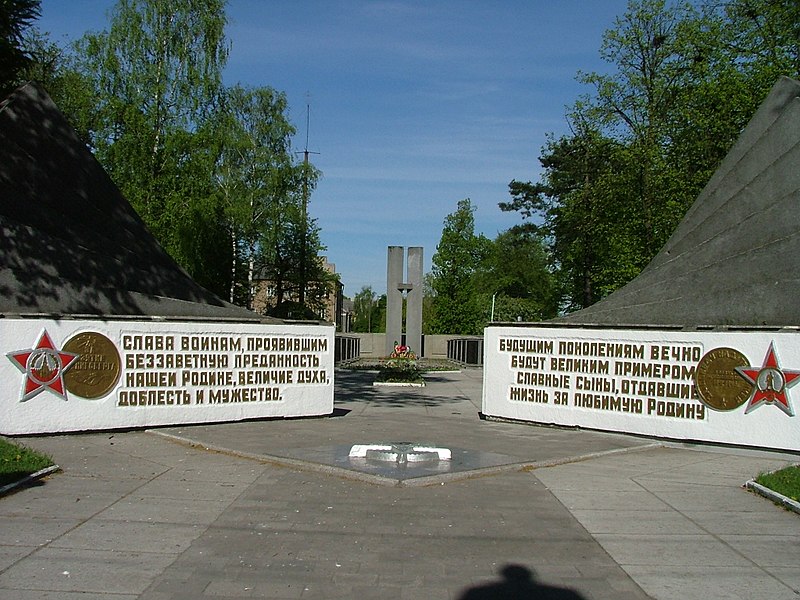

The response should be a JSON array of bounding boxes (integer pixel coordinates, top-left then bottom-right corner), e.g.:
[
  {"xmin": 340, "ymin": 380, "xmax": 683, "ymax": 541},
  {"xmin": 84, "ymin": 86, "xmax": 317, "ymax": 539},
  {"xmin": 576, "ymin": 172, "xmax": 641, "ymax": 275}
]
[{"xmin": 457, "ymin": 565, "xmax": 586, "ymax": 600}]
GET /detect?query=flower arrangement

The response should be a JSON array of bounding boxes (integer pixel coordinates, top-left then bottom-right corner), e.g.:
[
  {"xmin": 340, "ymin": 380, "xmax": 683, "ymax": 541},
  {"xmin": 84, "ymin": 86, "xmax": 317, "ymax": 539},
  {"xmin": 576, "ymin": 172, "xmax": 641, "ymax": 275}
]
[
  {"xmin": 376, "ymin": 343, "xmax": 423, "ymax": 384},
  {"xmin": 389, "ymin": 343, "xmax": 416, "ymax": 360}
]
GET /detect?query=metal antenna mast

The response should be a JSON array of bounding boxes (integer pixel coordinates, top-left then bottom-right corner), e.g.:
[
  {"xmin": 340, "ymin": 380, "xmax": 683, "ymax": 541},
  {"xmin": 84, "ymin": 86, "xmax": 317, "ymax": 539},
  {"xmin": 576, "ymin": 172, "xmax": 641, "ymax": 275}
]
[{"xmin": 298, "ymin": 95, "xmax": 319, "ymax": 310}]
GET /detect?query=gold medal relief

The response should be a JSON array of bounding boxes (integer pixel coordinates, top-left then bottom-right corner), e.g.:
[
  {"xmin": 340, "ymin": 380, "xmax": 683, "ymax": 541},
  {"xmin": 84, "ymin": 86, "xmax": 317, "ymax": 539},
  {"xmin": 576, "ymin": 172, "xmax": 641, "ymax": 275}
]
[
  {"xmin": 695, "ymin": 348, "xmax": 751, "ymax": 411},
  {"xmin": 63, "ymin": 332, "xmax": 122, "ymax": 399}
]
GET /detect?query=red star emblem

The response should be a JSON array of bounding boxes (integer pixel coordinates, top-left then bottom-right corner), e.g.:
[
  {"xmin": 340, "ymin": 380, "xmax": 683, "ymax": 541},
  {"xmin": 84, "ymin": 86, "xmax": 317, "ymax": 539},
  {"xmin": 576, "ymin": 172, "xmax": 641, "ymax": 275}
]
[
  {"xmin": 735, "ymin": 342, "xmax": 800, "ymax": 417},
  {"xmin": 6, "ymin": 330, "xmax": 79, "ymax": 402}
]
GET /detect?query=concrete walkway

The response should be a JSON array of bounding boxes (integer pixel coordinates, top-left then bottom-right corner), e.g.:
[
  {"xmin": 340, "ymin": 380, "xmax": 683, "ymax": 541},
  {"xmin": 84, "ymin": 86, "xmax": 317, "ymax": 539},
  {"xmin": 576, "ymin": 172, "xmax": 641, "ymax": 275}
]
[{"xmin": 1, "ymin": 368, "xmax": 798, "ymax": 599}]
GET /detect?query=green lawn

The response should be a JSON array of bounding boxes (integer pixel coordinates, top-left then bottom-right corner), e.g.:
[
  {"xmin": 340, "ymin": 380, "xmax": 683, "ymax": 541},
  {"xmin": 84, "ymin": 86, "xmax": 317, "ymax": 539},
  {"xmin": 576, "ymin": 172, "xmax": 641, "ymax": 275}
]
[
  {"xmin": 0, "ymin": 438, "xmax": 55, "ymax": 488},
  {"xmin": 756, "ymin": 465, "xmax": 800, "ymax": 503}
]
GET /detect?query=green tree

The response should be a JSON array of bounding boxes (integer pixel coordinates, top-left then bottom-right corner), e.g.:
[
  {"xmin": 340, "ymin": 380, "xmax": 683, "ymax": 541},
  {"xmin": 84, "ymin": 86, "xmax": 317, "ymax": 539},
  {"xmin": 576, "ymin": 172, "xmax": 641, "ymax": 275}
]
[
  {"xmin": 579, "ymin": 0, "xmax": 702, "ymax": 257},
  {"xmin": 75, "ymin": 0, "xmax": 229, "ymax": 288},
  {"xmin": 0, "ymin": 0, "xmax": 40, "ymax": 94},
  {"xmin": 503, "ymin": 0, "xmax": 800, "ymax": 315},
  {"xmin": 15, "ymin": 29, "xmax": 97, "ymax": 143},
  {"xmin": 502, "ymin": 126, "xmax": 634, "ymax": 311},
  {"xmin": 214, "ymin": 84, "xmax": 296, "ymax": 306},
  {"xmin": 718, "ymin": 0, "xmax": 800, "ymax": 80},
  {"xmin": 429, "ymin": 198, "xmax": 491, "ymax": 335},
  {"xmin": 351, "ymin": 286, "xmax": 381, "ymax": 333},
  {"xmin": 473, "ymin": 225, "xmax": 557, "ymax": 320},
  {"xmin": 252, "ymin": 151, "xmax": 333, "ymax": 320}
]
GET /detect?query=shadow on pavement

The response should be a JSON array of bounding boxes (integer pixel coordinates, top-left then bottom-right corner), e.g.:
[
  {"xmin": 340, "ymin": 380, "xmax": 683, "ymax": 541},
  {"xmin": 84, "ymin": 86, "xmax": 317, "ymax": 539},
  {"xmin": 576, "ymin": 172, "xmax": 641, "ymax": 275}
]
[
  {"xmin": 333, "ymin": 368, "xmax": 468, "ymax": 407},
  {"xmin": 456, "ymin": 565, "xmax": 586, "ymax": 600}
]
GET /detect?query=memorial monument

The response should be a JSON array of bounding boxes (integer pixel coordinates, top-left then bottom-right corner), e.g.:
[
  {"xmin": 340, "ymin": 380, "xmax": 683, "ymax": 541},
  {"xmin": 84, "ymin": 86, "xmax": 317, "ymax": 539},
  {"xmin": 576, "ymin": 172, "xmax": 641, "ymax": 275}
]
[
  {"xmin": 482, "ymin": 77, "xmax": 800, "ymax": 452},
  {"xmin": 0, "ymin": 82, "xmax": 334, "ymax": 434},
  {"xmin": 385, "ymin": 246, "xmax": 423, "ymax": 357}
]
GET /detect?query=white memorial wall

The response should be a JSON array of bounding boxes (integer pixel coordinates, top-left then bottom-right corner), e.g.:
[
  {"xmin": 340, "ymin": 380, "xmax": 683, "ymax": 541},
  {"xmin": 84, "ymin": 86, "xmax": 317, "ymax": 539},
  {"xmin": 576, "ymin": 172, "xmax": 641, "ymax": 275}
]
[
  {"xmin": 483, "ymin": 325, "xmax": 800, "ymax": 452},
  {"xmin": 1, "ymin": 318, "xmax": 334, "ymax": 434}
]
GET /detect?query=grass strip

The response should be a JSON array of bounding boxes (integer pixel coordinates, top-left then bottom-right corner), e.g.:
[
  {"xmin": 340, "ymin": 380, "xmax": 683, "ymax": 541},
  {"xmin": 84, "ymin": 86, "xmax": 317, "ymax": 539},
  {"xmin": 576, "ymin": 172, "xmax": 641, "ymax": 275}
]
[
  {"xmin": 755, "ymin": 465, "xmax": 800, "ymax": 503},
  {"xmin": 0, "ymin": 438, "xmax": 55, "ymax": 487}
]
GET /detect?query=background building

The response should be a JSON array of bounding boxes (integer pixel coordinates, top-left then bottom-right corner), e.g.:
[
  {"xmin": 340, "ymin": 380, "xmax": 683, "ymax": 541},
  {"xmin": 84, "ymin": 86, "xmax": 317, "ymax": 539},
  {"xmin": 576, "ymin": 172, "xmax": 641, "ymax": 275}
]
[{"xmin": 252, "ymin": 257, "xmax": 345, "ymax": 330}]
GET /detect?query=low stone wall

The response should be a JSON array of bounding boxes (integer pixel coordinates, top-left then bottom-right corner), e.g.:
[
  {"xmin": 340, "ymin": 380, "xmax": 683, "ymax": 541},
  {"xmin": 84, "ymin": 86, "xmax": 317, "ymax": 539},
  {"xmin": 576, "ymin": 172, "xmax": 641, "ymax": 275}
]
[
  {"xmin": 349, "ymin": 333, "xmax": 450, "ymax": 359},
  {"xmin": 482, "ymin": 324, "xmax": 800, "ymax": 452},
  {"xmin": 352, "ymin": 333, "xmax": 385, "ymax": 357},
  {"xmin": 335, "ymin": 335, "xmax": 360, "ymax": 362},
  {"xmin": 1, "ymin": 318, "xmax": 334, "ymax": 435},
  {"xmin": 447, "ymin": 337, "xmax": 484, "ymax": 365}
]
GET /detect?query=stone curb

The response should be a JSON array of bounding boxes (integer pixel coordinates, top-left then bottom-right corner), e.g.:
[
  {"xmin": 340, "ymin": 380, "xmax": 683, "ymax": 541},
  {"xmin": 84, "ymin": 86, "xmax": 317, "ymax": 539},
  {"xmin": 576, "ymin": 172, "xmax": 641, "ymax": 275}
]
[
  {"xmin": 745, "ymin": 479, "xmax": 800, "ymax": 515},
  {"xmin": 0, "ymin": 464, "xmax": 61, "ymax": 497}
]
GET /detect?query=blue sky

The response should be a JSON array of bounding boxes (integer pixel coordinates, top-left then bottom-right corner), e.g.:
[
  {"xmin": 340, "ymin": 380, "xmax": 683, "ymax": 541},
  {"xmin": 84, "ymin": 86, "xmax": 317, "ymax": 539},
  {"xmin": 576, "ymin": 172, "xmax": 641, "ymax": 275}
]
[{"xmin": 38, "ymin": 0, "xmax": 630, "ymax": 298}]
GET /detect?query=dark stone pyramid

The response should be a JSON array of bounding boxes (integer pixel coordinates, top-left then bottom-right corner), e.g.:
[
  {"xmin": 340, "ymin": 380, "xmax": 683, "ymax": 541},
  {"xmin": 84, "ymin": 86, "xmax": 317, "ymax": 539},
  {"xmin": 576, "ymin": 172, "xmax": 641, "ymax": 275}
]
[
  {"xmin": 0, "ymin": 82, "xmax": 274, "ymax": 322},
  {"xmin": 556, "ymin": 76, "xmax": 800, "ymax": 328}
]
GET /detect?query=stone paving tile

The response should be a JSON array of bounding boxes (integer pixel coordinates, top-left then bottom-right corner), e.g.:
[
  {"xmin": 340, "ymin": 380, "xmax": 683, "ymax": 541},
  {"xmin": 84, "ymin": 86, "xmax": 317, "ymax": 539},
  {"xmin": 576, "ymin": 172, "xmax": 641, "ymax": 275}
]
[
  {"xmin": 593, "ymin": 533, "xmax": 755, "ymax": 568},
  {"xmin": 136, "ymin": 461, "xmax": 649, "ymax": 600},
  {"xmin": 764, "ymin": 566, "xmax": 800, "ymax": 591},
  {"xmin": 638, "ymin": 482, "xmax": 778, "ymax": 512},
  {"xmin": 0, "ymin": 547, "xmax": 178, "ymax": 595},
  {"xmin": 569, "ymin": 509, "xmax": 705, "ymax": 535},
  {"xmin": 130, "ymin": 476, "xmax": 252, "ymax": 502},
  {"xmin": 0, "ymin": 546, "xmax": 36, "ymax": 572},
  {"xmin": 98, "ymin": 495, "xmax": 235, "ymax": 525},
  {"xmin": 1, "ymin": 517, "xmax": 81, "ymax": 547},
  {"xmin": 680, "ymin": 509, "xmax": 799, "ymax": 535},
  {"xmin": 622, "ymin": 565, "xmax": 799, "ymax": 600},
  {"xmin": 718, "ymin": 534, "xmax": 800, "ymax": 568},
  {"xmin": 0, "ymin": 480, "xmax": 139, "ymax": 520},
  {"xmin": 3, "ymin": 592, "xmax": 138, "ymax": 600},
  {"xmin": 541, "ymin": 489, "xmax": 672, "ymax": 511},
  {"xmin": 48, "ymin": 519, "xmax": 204, "ymax": 554},
  {"xmin": 534, "ymin": 444, "xmax": 800, "ymax": 600}
]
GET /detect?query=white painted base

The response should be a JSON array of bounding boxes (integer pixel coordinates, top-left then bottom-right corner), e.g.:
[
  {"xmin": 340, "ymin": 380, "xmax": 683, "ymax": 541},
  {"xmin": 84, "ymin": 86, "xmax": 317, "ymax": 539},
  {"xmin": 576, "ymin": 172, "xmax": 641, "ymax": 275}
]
[
  {"xmin": 1, "ymin": 318, "xmax": 334, "ymax": 435},
  {"xmin": 483, "ymin": 325, "xmax": 800, "ymax": 452}
]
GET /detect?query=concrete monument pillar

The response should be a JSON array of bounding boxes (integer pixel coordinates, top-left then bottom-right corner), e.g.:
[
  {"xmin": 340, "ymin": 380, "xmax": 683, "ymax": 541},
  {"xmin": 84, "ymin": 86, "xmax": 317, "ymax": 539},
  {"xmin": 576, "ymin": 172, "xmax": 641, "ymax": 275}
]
[
  {"xmin": 385, "ymin": 246, "xmax": 423, "ymax": 357},
  {"xmin": 405, "ymin": 247, "xmax": 423, "ymax": 357}
]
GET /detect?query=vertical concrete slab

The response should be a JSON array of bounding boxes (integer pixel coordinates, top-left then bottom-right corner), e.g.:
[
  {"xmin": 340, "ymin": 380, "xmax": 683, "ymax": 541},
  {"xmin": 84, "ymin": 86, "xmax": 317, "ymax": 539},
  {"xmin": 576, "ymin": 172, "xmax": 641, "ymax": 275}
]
[
  {"xmin": 385, "ymin": 246, "xmax": 404, "ymax": 356},
  {"xmin": 406, "ymin": 247, "xmax": 423, "ymax": 356}
]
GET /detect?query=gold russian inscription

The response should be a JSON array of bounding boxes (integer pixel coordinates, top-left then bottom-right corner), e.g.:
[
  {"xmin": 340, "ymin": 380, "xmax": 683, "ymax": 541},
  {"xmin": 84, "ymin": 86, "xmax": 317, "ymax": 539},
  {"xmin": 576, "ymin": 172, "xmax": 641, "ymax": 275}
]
[
  {"xmin": 504, "ymin": 336, "xmax": 705, "ymax": 421},
  {"xmin": 558, "ymin": 341, "xmax": 644, "ymax": 359},
  {"xmin": 574, "ymin": 393, "xmax": 643, "ymax": 414},
  {"xmin": 180, "ymin": 336, "xmax": 242, "ymax": 351},
  {"xmin": 209, "ymin": 388, "xmax": 282, "ymax": 403},
  {"xmin": 550, "ymin": 357, "xmax": 609, "ymax": 374},
  {"xmin": 180, "ymin": 370, "xmax": 234, "ymax": 386},
  {"xmin": 125, "ymin": 372, "xmax": 177, "ymax": 387},
  {"xmin": 499, "ymin": 339, "xmax": 553, "ymax": 353},
  {"xmin": 118, "ymin": 389, "xmax": 191, "ymax": 406},
  {"xmin": 516, "ymin": 371, "xmax": 570, "ymax": 388},
  {"xmin": 509, "ymin": 387, "xmax": 549, "ymax": 403},
  {"xmin": 647, "ymin": 398, "xmax": 705, "ymax": 420},
  {"xmin": 511, "ymin": 355, "xmax": 546, "ymax": 369},
  {"xmin": 117, "ymin": 332, "xmax": 329, "ymax": 410},
  {"xmin": 246, "ymin": 337, "xmax": 328, "ymax": 352},
  {"xmin": 237, "ymin": 370, "xmax": 293, "ymax": 385},
  {"xmin": 122, "ymin": 335, "xmax": 174, "ymax": 351}
]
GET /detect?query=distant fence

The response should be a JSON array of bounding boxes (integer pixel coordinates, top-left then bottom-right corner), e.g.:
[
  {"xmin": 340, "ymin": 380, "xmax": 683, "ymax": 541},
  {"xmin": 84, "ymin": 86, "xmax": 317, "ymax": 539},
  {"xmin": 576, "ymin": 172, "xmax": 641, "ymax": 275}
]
[
  {"xmin": 447, "ymin": 337, "xmax": 484, "ymax": 366},
  {"xmin": 337, "ymin": 333, "xmax": 477, "ymax": 362},
  {"xmin": 334, "ymin": 335, "xmax": 360, "ymax": 362}
]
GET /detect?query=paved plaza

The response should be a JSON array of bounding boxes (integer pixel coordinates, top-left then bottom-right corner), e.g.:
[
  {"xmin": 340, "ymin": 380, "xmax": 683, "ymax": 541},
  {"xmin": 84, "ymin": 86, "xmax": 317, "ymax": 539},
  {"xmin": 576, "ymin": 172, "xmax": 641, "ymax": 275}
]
[{"xmin": 1, "ymin": 367, "xmax": 799, "ymax": 599}]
